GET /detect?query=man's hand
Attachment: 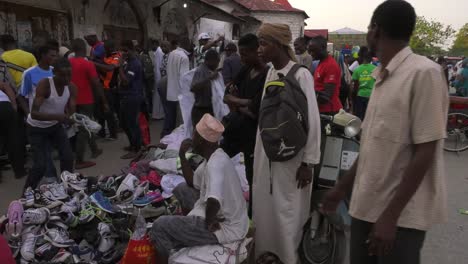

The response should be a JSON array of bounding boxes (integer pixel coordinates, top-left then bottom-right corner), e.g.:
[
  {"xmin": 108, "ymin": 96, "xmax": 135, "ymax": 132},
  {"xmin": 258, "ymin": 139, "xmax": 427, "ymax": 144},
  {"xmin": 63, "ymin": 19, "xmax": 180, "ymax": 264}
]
[
  {"xmin": 320, "ymin": 186, "xmax": 347, "ymax": 214},
  {"xmin": 296, "ymin": 165, "xmax": 313, "ymax": 189},
  {"xmin": 368, "ymin": 215, "xmax": 398, "ymax": 256},
  {"xmin": 179, "ymin": 139, "xmax": 193, "ymax": 157},
  {"xmin": 217, "ymin": 36, "xmax": 225, "ymax": 42},
  {"xmin": 58, "ymin": 115, "xmax": 75, "ymax": 125},
  {"xmin": 206, "ymin": 216, "xmax": 225, "ymax": 232}
]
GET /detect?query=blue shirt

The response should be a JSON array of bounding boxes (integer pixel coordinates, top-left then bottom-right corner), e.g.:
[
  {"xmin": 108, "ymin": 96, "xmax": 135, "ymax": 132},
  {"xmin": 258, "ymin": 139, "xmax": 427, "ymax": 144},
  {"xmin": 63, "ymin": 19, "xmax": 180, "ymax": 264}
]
[
  {"xmin": 20, "ymin": 66, "xmax": 53, "ymax": 109},
  {"xmin": 121, "ymin": 56, "xmax": 144, "ymax": 98}
]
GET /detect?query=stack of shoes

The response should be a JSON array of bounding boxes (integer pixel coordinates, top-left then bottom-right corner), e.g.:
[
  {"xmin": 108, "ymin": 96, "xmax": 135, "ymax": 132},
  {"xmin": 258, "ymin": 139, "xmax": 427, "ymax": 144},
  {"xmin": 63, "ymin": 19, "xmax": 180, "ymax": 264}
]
[{"xmin": 1, "ymin": 169, "xmax": 173, "ymax": 263}]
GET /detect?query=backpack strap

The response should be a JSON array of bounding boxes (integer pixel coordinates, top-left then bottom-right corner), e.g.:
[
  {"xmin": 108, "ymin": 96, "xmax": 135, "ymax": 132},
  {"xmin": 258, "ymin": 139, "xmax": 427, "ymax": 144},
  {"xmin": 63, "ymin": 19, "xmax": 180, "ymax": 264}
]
[
  {"xmin": 5, "ymin": 61, "xmax": 26, "ymax": 72},
  {"xmin": 285, "ymin": 63, "xmax": 306, "ymax": 79}
]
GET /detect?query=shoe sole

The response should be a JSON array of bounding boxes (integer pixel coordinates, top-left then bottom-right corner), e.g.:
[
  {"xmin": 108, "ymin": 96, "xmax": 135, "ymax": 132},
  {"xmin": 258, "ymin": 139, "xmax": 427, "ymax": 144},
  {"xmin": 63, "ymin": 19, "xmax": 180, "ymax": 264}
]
[
  {"xmin": 43, "ymin": 236, "xmax": 74, "ymax": 248},
  {"xmin": 90, "ymin": 196, "xmax": 115, "ymax": 214}
]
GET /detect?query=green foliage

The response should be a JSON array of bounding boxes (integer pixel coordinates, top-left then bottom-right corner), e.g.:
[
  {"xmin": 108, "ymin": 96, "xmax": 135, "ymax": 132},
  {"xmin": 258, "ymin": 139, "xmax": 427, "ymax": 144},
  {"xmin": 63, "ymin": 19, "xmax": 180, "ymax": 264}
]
[
  {"xmin": 410, "ymin": 16, "xmax": 455, "ymax": 56},
  {"xmin": 451, "ymin": 23, "xmax": 468, "ymax": 57}
]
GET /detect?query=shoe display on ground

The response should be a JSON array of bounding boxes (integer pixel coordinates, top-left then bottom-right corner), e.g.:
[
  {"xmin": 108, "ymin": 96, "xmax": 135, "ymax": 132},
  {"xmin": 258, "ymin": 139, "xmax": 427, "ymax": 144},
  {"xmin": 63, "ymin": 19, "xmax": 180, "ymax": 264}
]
[
  {"xmin": 97, "ymin": 176, "xmax": 118, "ymax": 198},
  {"xmin": 20, "ymin": 225, "xmax": 41, "ymax": 261},
  {"xmin": 78, "ymin": 199, "xmax": 96, "ymax": 224},
  {"xmin": 60, "ymin": 194, "xmax": 82, "ymax": 213},
  {"xmin": 23, "ymin": 207, "xmax": 50, "ymax": 225},
  {"xmin": 61, "ymin": 171, "xmax": 88, "ymax": 191},
  {"xmin": 50, "ymin": 248, "xmax": 73, "ymax": 263},
  {"xmin": 116, "ymin": 173, "xmax": 139, "ymax": 202},
  {"xmin": 70, "ymin": 239, "xmax": 95, "ymax": 262},
  {"xmin": 132, "ymin": 181, "xmax": 149, "ymax": 200},
  {"xmin": 140, "ymin": 170, "xmax": 162, "ymax": 187},
  {"xmin": 139, "ymin": 204, "xmax": 167, "ymax": 219},
  {"xmin": 90, "ymin": 191, "xmax": 116, "ymax": 214},
  {"xmin": 24, "ymin": 187, "xmax": 35, "ymax": 207},
  {"xmin": 97, "ymin": 222, "xmax": 116, "ymax": 255},
  {"xmin": 35, "ymin": 242, "xmax": 60, "ymax": 262},
  {"xmin": 6, "ymin": 200, "xmax": 23, "ymax": 241}
]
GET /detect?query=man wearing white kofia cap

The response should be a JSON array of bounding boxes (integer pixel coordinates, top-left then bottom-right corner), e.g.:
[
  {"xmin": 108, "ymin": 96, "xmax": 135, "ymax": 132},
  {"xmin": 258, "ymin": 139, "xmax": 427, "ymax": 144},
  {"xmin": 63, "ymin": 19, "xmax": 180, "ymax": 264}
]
[{"xmin": 150, "ymin": 114, "xmax": 249, "ymax": 264}]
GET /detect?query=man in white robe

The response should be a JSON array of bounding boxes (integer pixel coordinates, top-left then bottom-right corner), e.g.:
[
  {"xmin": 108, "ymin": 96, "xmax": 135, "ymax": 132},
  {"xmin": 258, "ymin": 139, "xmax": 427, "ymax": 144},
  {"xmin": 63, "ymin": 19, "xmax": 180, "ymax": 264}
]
[
  {"xmin": 152, "ymin": 41, "xmax": 165, "ymax": 120},
  {"xmin": 253, "ymin": 23, "xmax": 321, "ymax": 264}
]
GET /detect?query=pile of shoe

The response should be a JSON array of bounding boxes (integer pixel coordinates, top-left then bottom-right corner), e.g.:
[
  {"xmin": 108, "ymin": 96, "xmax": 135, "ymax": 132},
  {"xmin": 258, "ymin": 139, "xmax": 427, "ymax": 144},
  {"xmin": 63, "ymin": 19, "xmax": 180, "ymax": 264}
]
[{"xmin": 1, "ymin": 170, "xmax": 169, "ymax": 264}]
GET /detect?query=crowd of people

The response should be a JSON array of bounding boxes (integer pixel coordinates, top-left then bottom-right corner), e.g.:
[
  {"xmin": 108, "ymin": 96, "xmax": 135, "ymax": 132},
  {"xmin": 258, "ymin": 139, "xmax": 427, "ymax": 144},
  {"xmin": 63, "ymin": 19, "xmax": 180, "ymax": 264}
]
[{"xmin": 0, "ymin": 0, "xmax": 452, "ymax": 263}]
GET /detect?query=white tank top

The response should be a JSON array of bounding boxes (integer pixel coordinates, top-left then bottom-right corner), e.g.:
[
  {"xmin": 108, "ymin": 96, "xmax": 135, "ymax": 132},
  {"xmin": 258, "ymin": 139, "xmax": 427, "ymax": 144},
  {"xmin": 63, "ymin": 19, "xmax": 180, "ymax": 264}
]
[{"xmin": 27, "ymin": 77, "xmax": 70, "ymax": 128}]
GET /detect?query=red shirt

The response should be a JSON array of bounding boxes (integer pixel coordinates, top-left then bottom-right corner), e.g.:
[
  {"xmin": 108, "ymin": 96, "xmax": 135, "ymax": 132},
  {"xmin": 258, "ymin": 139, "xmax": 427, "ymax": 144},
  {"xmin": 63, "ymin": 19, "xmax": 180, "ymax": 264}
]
[
  {"xmin": 314, "ymin": 55, "xmax": 343, "ymax": 113},
  {"xmin": 69, "ymin": 57, "xmax": 98, "ymax": 105}
]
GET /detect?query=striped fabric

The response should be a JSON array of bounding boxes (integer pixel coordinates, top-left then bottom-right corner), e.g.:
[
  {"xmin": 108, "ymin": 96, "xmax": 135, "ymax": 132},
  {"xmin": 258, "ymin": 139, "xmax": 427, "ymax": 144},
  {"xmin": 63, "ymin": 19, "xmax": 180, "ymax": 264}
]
[{"xmin": 349, "ymin": 47, "xmax": 449, "ymax": 231}]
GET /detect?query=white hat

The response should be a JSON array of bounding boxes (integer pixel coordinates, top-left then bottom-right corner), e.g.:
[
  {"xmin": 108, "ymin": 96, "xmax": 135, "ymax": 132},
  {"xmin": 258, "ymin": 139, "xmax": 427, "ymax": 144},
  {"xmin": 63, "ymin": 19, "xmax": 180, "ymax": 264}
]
[
  {"xmin": 195, "ymin": 114, "xmax": 225, "ymax": 143},
  {"xmin": 84, "ymin": 27, "xmax": 97, "ymax": 37},
  {"xmin": 198, "ymin": 33, "xmax": 211, "ymax": 41}
]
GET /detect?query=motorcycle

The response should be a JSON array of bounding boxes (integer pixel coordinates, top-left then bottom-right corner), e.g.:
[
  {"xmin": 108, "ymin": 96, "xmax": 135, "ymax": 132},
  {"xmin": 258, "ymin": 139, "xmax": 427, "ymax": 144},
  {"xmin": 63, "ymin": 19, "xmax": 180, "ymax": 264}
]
[{"xmin": 300, "ymin": 110, "xmax": 361, "ymax": 264}]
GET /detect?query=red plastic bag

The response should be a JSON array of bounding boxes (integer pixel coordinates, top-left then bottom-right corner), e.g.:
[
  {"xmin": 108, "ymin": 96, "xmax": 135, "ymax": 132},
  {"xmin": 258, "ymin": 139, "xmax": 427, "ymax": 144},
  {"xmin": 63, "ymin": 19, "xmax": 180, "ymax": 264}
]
[
  {"xmin": 121, "ymin": 235, "xmax": 156, "ymax": 264},
  {"xmin": 139, "ymin": 113, "xmax": 151, "ymax": 146}
]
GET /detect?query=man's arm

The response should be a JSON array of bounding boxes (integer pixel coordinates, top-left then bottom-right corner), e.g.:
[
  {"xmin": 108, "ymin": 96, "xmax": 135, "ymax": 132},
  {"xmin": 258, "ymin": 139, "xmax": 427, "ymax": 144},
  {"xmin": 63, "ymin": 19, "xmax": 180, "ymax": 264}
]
[
  {"xmin": 191, "ymin": 78, "xmax": 211, "ymax": 93},
  {"xmin": 317, "ymin": 64, "xmax": 340, "ymax": 105},
  {"xmin": 205, "ymin": 198, "xmax": 222, "ymax": 231},
  {"xmin": 202, "ymin": 36, "xmax": 224, "ymax": 52},
  {"xmin": 30, "ymin": 79, "xmax": 67, "ymax": 122},
  {"xmin": 90, "ymin": 77, "xmax": 108, "ymax": 109},
  {"xmin": 0, "ymin": 82, "xmax": 17, "ymax": 110},
  {"xmin": 94, "ymin": 61, "xmax": 118, "ymax": 72},
  {"xmin": 179, "ymin": 139, "xmax": 195, "ymax": 187}
]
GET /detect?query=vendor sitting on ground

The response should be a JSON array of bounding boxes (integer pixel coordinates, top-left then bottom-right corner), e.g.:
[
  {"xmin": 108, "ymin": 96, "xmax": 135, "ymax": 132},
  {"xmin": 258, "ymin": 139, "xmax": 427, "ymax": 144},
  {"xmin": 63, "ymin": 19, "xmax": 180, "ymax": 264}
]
[{"xmin": 149, "ymin": 114, "xmax": 249, "ymax": 264}]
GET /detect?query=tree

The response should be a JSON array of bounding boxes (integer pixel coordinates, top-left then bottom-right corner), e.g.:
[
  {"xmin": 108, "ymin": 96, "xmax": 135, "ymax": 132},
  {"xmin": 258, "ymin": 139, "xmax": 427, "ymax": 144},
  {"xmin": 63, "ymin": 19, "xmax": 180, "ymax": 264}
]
[
  {"xmin": 451, "ymin": 23, "xmax": 468, "ymax": 57},
  {"xmin": 410, "ymin": 16, "xmax": 455, "ymax": 56}
]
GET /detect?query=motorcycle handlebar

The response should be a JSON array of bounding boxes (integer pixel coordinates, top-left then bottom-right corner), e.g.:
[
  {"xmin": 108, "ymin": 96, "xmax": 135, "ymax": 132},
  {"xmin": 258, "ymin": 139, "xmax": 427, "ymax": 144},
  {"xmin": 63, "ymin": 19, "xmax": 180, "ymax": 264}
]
[{"xmin": 320, "ymin": 114, "xmax": 333, "ymax": 122}]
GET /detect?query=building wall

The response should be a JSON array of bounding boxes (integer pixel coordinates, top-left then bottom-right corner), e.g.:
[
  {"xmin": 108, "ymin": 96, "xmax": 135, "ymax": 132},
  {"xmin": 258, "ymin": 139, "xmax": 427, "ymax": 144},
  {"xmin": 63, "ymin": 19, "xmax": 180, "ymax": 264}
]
[
  {"xmin": 250, "ymin": 11, "xmax": 305, "ymax": 41},
  {"xmin": 329, "ymin": 34, "xmax": 368, "ymax": 50}
]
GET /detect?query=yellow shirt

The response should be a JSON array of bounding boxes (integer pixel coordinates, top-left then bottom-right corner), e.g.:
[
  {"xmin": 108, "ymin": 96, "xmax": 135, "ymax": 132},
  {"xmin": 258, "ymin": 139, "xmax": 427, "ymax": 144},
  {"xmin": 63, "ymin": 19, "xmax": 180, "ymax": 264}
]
[
  {"xmin": 349, "ymin": 47, "xmax": 449, "ymax": 231},
  {"xmin": 1, "ymin": 49, "xmax": 37, "ymax": 89}
]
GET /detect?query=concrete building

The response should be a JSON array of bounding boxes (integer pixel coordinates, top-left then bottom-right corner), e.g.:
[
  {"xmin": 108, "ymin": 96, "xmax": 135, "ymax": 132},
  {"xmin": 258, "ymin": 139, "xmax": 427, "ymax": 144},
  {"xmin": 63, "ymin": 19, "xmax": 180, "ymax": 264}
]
[{"xmin": 328, "ymin": 27, "xmax": 367, "ymax": 50}]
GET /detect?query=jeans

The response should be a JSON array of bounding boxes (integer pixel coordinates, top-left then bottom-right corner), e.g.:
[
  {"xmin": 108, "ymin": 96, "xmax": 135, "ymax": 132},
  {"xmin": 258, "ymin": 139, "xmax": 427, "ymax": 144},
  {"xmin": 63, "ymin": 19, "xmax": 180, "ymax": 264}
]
[
  {"xmin": 25, "ymin": 124, "xmax": 74, "ymax": 190},
  {"xmin": 158, "ymin": 85, "xmax": 178, "ymax": 138},
  {"xmin": 354, "ymin": 96, "xmax": 369, "ymax": 121},
  {"xmin": 0, "ymin": 102, "xmax": 25, "ymax": 178},
  {"xmin": 120, "ymin": 96, "xmax": 143, "ymax": 151},
  {"xmin": 98, "ymin": 89, "xmax": 117, "ymax": 138},
  {"xmin": 76, "ymin": 104, "xmax": 99, "ymax": 162},
  {"xmin": 350, "ymin": 218, "xmax": 426, "ymax": 264}
]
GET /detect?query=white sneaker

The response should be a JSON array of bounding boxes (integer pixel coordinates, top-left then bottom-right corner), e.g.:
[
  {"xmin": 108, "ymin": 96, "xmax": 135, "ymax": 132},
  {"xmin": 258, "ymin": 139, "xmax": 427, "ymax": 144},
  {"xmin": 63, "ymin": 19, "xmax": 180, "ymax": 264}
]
[
  {"xmin": 23, "ymin": 208, "xmax": 50, "ymax": 225},
  {"xmin": 97, "ymin": 223, "xmax": 115, "ymax": 254},
  {"xmin": 61, "ymin": 171, "xmax": 88, "ymax": 191},
  {"xmin": 23, "ymin": 187, "xmax": 35, "ymax": 207},
  {"xmin": 40, "ymin": 183, "xmax": 68, "ymax": 201},
  {"xmin": 116, "ymin": 174, "xmax": 139, "ymax": 202},
  {"xmin": 132, "ymin": 181, "xmax": 149, "ymax": 200},
  {"xmin": 20, "ymin": 225, "xmax": 41, "ymax": 261},
  {"xmin": 60, "ymin": 192, "xmax": 85, "ymax": 213}
]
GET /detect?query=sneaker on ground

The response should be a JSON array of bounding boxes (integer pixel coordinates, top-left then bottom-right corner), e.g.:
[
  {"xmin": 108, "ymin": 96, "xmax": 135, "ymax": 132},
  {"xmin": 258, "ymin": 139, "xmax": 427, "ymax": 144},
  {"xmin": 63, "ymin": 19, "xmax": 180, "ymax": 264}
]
[
  {"xmin": 50, "ymin": 248, "xmax": 73, "ymax": 263},
  {"xmin": 6, "ymin": 200, "xmax": 23, "ymax": 241},
  {"xmin": 90, "ymin": 191, "xmax": 115, "ymax": 214},
  {"xmin": 97, "ymin": 222, "xmax": 116, "ymax": 255},
  {"xmin": 60, "ymin": 194, "xmax": 82, "ymax": 213},
  {"xmin": 139, "ymin": 204, "xmax": 167, "ymax": 219},
  {"xmin": 34, "ymin": 192, "xmax": 63, "ymax": 209},
  {"xmin": 116, "ymin": 174, "xmax": 139, "ymax": 202},
  {"xmin": 20, "ymin": 225, "xmax": 41, "ymax": 261},
  {"xmin": 78, "ymin": 199, "xmax": 96, "ymax": 224},
  {"xmin": 70, "ymin": 239, "xmax": 95, "ymax": 262},
  {"xmin": 44, "ymin": 227, "xmax": 75, "ymax": 248},
  {"xmin": 61, "ymin": 171, "xmax": 88, "ymax": 191},
  {"xmin": 50, "ymin": 211, "xmax": 79, "ymax": 228},
  {"xmin": 75, "ymin": 161, "xmax": 96, "ymax": 170},
  {"xmin": 132, "ymin": 181, "xmax": 149, "ymax": 200},
  {"xmin": 100, "ymin": 241, "xmax": 127, "ymax": 264},
  {"xmin": 40, "ymin": 183, "xmax": 68, "ymax": 201},
  {"xmin": 133, "ymin": 190, "xmax": 164, "ymax": 206},
  {"xmin": 23, "ymin": 207, "xmax": 50, "ymax": 225},
  {"xmin": 97, "ymin": 177, "xmax": 118, "ymax": 198},
  {"xmin": 35, "ymin": 242, "xmax": 60, "ymax": 262},
  {"xmin": 24, "ymin": 187, "xmax": 35, "ymax": 207},
  {"xmin": 140, "ymin": 170, "xmax": 162, "ymax": 187}
]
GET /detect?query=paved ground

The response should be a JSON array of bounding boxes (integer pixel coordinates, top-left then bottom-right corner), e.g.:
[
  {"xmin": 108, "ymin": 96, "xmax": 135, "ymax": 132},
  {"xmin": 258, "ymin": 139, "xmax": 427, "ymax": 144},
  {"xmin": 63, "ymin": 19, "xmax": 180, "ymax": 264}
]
[{"xmin": 1, "ymin": 120, "xmax": 467, "ymax": 263}]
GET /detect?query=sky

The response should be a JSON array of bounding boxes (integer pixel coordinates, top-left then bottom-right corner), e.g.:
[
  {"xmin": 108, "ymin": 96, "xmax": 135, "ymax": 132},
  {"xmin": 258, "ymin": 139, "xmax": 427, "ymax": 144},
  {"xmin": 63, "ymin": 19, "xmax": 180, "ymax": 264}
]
[{"xmin": 288, "ymin": 0, "xmax": 467, "ymax": 32}]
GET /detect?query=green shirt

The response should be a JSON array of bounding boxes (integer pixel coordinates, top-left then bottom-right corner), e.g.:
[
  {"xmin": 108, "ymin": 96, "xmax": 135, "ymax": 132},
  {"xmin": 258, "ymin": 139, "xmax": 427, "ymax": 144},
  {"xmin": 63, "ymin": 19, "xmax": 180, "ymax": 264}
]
[{"xmin": 352, "ymin": 63, "xmax": 377, "ymax": 98}]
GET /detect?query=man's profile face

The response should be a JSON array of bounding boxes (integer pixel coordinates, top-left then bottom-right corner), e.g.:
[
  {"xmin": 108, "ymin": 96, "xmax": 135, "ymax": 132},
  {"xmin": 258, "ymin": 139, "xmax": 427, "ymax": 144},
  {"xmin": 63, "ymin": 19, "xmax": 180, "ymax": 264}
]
[
  {"xmin": 258, "ymin": 38, "xmax": 275, "ymax": 63},
  {"xmin": 366, "ymin": 23, "xmax": 379, "ymax": 54},
  {"xmin": 307, "ymin": 41, "xmax": 321, "ymax": 60},
  {"xmin": 55, "ymin": 67, "xmax": 72, "ymax": 85},
  {"xmin": 205, "ymin": 57, "xmax": 220, "ymax": 71},
  {"xmin": 294, "ymin": 39, "xmax": 305, "ymax": 55},
  {"xmin": 44, "ymin": 50, "xmax": 58, "ymax": 66},
  {"xmin": 239, "ymin": 46, "xmax": 257, "ymax": 66}
]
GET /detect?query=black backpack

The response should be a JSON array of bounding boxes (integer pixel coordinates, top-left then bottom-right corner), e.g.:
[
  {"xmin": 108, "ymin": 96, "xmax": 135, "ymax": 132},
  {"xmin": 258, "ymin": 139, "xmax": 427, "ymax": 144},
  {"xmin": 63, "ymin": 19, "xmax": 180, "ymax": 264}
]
[{"xmin": 258, "ymin": 64, "xmax": 309, "ymax": 162}]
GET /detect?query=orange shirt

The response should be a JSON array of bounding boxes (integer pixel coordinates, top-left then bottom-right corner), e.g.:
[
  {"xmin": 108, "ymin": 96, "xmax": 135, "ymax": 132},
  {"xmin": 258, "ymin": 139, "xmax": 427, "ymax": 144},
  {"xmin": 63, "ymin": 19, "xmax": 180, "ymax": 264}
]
[{"xmin": 101, "ymin": 52, "xmax": 121, "ymax": 89}]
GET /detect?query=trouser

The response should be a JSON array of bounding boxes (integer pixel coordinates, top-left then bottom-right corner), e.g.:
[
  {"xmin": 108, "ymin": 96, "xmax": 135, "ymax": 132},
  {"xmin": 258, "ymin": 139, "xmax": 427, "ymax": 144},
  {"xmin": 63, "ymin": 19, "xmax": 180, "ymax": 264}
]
[
  {"xmin": 0, "ymin": 102, "xmax": 25, "ymax": 178},
  {"xmin": 350, "ymin": 218, "xmax": 426, "ymax": 264},
  {"xmin": 25, "ymin": 124, "xmax": 74, "ymax": 190},
  {"xmin": 98, "ymin": 89, "xmax": 117, "ymax": 138},
  {"xmin": 120, "ymin": 96, "xmax": 143, "ymax": 151},
  {"xmin": 191, "ymin": 106, "xmax": 213, "ymax": 128},
  {"xmin": 158, "ymin": 84, "xmax": 178, "ymax": 138},
  {"xmin": 144, "ymin": 77, "xmax": 154, "ymax": 114},
  {"xmin": 354, "ymin": 96, "xmax": 369, "ymax": 121},
  {"xmin": 76, "ymin": 104, "xmax": 99, "ymax": 162},
  {"xmin": 149, "ymin": 215, "xmax": 219, "ymax": 257}
]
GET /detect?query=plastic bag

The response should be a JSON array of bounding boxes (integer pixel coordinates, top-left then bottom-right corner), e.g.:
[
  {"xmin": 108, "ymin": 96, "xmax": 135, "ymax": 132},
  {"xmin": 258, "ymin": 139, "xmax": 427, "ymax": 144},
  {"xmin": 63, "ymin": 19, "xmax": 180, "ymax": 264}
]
[
  {"xmin": 139, "ymin": 113, "xmax": 151, "ymax": 146},
  {"xmin": 121, "ymin": 214, "xmax": 156, "ymax": 264}
]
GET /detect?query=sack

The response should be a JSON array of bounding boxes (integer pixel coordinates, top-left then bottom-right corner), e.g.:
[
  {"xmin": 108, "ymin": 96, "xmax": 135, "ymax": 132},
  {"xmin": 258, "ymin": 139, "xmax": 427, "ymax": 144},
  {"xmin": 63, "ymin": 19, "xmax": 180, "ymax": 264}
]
[
  {"xmin": 258, "ymin": 64, "xmax": 309, "ymax": 161},
  {"xmin": 140, "ymin": 52, "xmax": 154, "ymax": 80},
  {"xmin": 121, "ymin": 235, "xmax": 156, "ymax": 264},
  {"xmin": 139, "ymin": 113, "xmax": 151, "ymax": 146}
]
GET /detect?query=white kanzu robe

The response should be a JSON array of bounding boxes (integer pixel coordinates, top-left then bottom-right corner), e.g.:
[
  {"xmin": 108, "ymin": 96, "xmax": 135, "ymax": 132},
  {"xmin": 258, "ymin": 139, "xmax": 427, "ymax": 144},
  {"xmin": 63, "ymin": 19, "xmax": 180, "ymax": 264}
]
[
  {"xmin": 253, "ymin": 61, "xmax": 321, "ymax": 264},
  {"xmin": 152, "ymin": 47, "xmax": 165, "ymax": 119}
]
